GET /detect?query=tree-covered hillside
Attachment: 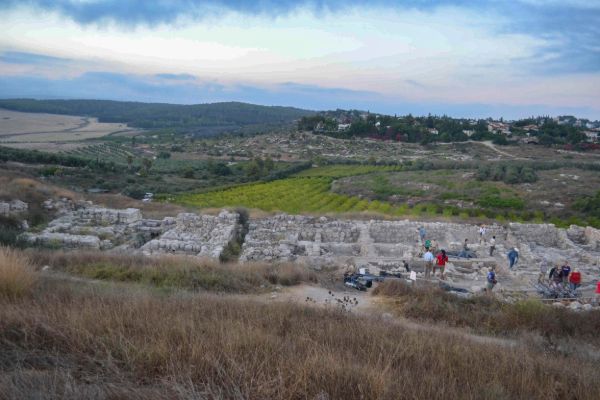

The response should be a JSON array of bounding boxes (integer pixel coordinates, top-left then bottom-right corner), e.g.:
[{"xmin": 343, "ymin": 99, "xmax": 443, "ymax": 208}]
[{"xmin": 0, "ymin": 99, "xmax": 314, "ymax": 132}]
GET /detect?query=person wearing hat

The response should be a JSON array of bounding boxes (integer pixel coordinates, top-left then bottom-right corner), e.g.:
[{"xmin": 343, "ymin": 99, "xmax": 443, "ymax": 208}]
[{"xmin": 507, "ymin": 247, "xmax": 519, "ymax": 270}]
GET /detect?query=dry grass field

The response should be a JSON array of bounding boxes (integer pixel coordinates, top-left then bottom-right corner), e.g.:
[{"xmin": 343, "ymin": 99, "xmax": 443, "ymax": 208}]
[
  {"xmin": 1, "ymin": 247, "xmax": 599, "ymax": 399},
  {"xmin": 0, "ymin": 109, "xmax": 136, "ymax": 144}
]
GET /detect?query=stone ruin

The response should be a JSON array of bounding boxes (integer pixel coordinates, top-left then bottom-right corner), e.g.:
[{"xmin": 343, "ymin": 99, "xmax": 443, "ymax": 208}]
[
  {"xmin": 20, "ymin": 202, "xmax": 600, "ymax": 290},
  {"xmin": 240, "ymin": 214, "xmax": 600, "ymax": 291},
  {"xmin": 140, "ymin": 211, "xmax": 240, "ymax": 258},
  {"xmin": 22, "ymin": 202, "xmax": 241, "ymax": 260},
  {"xmin": 0, "ymin": 199, "xmax": 28, "ymax": 216}
]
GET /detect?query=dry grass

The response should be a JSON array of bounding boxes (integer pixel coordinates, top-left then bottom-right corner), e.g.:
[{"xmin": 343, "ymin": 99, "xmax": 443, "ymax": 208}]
[
  {"xmin": 0, "ymin": 277, "xmax": 599, "ymax": 399},
  {"xmin": 0, "ymin": 246, "xmax": 38, "ymax": 299},
  {"xmin": 29, "ymin": 249, "xmax": 317, "ymax": 292},
  {"xmin": 88, "ymin": 193, "xmax": 192, "ymax": 218},
  {"xmin": 373, "ymin": 280, "xmax": 600, "ymax": 344}
]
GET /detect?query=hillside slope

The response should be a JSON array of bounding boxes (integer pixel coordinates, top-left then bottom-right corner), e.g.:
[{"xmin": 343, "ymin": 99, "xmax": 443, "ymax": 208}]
[{"xmin": 0, "ymin": 99, "xmax": 314, "ymax": 132}]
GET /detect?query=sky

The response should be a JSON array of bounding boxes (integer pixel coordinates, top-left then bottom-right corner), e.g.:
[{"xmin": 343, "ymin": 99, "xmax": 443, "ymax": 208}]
[{"xmin": 0, "ymin": 0, "xmax": 599, "ymax": 119}]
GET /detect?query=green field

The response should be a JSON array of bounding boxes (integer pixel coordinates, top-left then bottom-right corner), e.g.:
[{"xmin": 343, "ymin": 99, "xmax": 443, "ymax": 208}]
[
  {"xmin": 176, "ymin": 173, "xmax": 459, "ymax": 217},
  {"xmin": 174, "ymin": 164, "xmax": 600, "ymax": 227},
  {"xmin": 177, "ymin": 177, "xmax": 396, "ymax": 214},
  {"xmin": 295, "ymin": 164, "xmax": 402, "ymax": 178}
]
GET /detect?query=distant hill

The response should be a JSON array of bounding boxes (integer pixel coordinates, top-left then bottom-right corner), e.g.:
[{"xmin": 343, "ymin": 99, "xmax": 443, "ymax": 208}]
[{"xmin": 0, "ymin": 99, "xmax": 315, "ymax": 134}]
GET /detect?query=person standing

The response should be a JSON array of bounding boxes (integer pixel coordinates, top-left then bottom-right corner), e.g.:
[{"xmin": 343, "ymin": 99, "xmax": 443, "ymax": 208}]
[
  {"xmin": 458, "ymin": 239, "xmax": 470, "ymax": 258},
  {"xmin": 489, "ymin": 236, "xmax": 496, "ymax": 256},
  {"xmin": 435, "ymin": 249, "xmax": 449, "ymax": 280},
  {"xmin": 423, "ymin": 249, "xmax": 435, "ymax": 278},
  {"xmin": 479, "ymin": 224, "xmax": 487, "ymax": 244},
  {"xmin": 402, "ymin": 260, "xmax": 410, "ymax": 273},
  {"xmin": 486, "ymin": 267, "xmax": 497, "ymax": 293},
  {"xmin": 568, "ymin": 268, "xmax": 581, "ymax": 292},
  {"xmin": 424, "ymin": 239, "xmax": 431, "ymax": 251},
  {"xmin": 560, "ymin": 262, "xmax": 571, "ymax": 287},
  {"xmin": 418, "ymin": 226, "xmax": 426, "ymax": 243},
  {"xmin": 507, "ymin": 248, "xmax": 519, "ymax": 270}
]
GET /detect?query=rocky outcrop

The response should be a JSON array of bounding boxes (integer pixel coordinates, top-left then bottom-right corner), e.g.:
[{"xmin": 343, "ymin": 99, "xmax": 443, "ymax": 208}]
[
  {"xmin": 584, "ymin": 226, "xmax": 600, "ymax": 250},
  {"xmin": 0, "ymin": 199, "xmax": 28, "ymax": 216}
]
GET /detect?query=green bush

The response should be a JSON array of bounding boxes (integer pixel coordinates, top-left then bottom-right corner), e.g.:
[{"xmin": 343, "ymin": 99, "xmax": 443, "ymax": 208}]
[{"xmin": 477, "ymin": 195, "xmax": 524, "ymax": 210}]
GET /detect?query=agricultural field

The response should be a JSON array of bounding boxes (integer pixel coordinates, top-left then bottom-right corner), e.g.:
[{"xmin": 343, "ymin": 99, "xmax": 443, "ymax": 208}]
[
  {"xmin": 333, "ymin": 167, "xmax": 600, "ymax": 225},
  {"xmin": 159, "ymin": 130, "xmax": 600, "ymax": 165},
  {"xmin": 176, "ymin": 164, "xmax": 600, "ymax": 227},
  {"xmin": 0, "ymin": 109, "xmax": 137, "ymax": 144},
  {"xmin": 295, "ymin": 164, "xmax": 402, "ymax": 178},
  {"xmin": 175, "ymin": 171, "xmax": 448, "ymax": 218},
  {"xmin": 63, "ymin": 143, "xmax": 136, "ymax": 165}
]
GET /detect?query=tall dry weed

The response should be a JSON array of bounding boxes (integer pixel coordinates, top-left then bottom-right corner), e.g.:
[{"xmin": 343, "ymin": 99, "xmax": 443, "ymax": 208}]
[
  {"xmin": 1, "ymin": 279, "xmax": 599, "ymax": 399},
  {"xmin": 0, "ymin": 246, "xmax": 38, "ymax": 299}
]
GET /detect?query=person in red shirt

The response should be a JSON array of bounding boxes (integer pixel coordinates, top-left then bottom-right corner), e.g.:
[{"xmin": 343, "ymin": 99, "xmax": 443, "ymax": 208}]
[
  {"xmin": 434, "ymin": 249, "xmax": 449, "ymax": 280},
  {"xmin": 568, "ymin": 269, "xmax": 581, "ymax": 291}
]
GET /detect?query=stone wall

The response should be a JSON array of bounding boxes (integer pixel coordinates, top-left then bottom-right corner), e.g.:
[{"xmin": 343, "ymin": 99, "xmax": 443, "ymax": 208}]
[
  {"xmin": 25, "ymin": 205, "xmax": 240, "ymax": 260},
  {"xmin": 23, "ymin": 232, "xmax": 100, "ymax": 249},
  {"xmin": 239, "ymin": 213, "xmax": 600, "ymax": 280},
  {"xmin": 75, "ymin": 207, "xmax": 142, "ymax": 225},
  {"xmin": 141, "ymin": 211, "xmax": 240, "ymax": 258}
]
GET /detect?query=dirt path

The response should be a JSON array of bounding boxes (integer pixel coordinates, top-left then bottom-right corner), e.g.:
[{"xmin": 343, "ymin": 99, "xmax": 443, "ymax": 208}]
[
  {"xmin": 479, "ymin": 140, "xmax": 530, "ymax": 160},
  {"xmin": 265, "ymin": 283, "xmax": 519, "ymax": 348},
  {"xmin": 41, "ymin": 270, "xmax": 536, "ymax": 351}
]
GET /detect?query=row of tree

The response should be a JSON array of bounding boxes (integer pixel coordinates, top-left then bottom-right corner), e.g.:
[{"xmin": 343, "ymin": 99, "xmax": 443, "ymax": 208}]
[{"xmin": 298, "ymin": 113, "xmax": 592, "ymax": 146}]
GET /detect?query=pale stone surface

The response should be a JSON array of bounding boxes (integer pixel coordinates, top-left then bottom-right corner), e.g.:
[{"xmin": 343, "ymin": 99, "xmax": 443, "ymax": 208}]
[
  {"xmin": 22, "ymin": 232, "xmax": 100, "ymax": 249},
  {"xmin": 239, "ymin": 213, "xmax": 600, "ymax": 294},
  {"xmin": 21, "ymin": 202, "xmax": 600, "ymax": 293},
  {"xmin": 140, "ymin": 210, "xmax": 240, "ymax": 258},
  {"xmin": 0, "ymin": 199, "xmax": 28, "ymax": 215}
]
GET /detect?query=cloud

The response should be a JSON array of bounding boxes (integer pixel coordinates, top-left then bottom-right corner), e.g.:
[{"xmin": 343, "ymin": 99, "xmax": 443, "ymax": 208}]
[
  {"xmin": 0, "ymin": 50, "xmax": 70, "ymax": 65},
  {"xmin": 2, "ymin": 1, "xmax": 597, "ymax": 76},
  {"xmin": 1, "ymin": 1, "xmax": 598, "ymax": 27},
  {"xmin": 155, "ymin": 73, "xmax": 197, "ymax": 81}
]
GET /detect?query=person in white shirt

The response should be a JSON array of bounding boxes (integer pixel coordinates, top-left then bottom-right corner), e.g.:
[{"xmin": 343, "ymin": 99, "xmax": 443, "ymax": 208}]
[
  {"xmin": 489, "ymin": 235, "xmax": 496, "ymax": 256},
  {"xmin": 479, "ymin": 225, "xmax": 487, "ymax": 244},
  {"xmin": 423, "ymin": 250, "xmax": 435, "ymax": 278}
]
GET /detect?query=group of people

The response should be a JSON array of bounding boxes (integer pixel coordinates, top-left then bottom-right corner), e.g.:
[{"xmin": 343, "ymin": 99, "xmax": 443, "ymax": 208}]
[
  {"xmin": 415, "ymin": 226, "xmax": 596, "ymax": 298},
  {"xmin": 419, "ymin": 227, "xmax": 448, "ymax": 280},
  {"xmin": 539, "ymin": 260, "xmax": 582, "ymax": 291}
]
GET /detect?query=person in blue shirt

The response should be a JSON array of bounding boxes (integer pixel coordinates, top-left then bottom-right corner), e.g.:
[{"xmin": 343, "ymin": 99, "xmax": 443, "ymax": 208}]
[
  {"xmin": 486, "ymin": 267, "xmax": 497, "ymax": 292},
  {"xmin": 507, "ymin": 248, "xmax": 519, "ymax": 270},
  {"xmin": 418, "ymin": 226, "xmax": 426, "ymax": 243},
  {"xmin": 559, "ymin": 262, "xmax": 571, "ymax": 287}
]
